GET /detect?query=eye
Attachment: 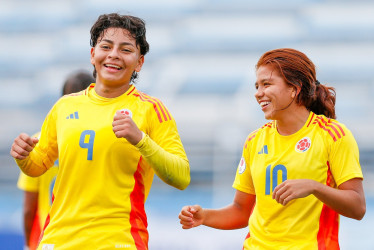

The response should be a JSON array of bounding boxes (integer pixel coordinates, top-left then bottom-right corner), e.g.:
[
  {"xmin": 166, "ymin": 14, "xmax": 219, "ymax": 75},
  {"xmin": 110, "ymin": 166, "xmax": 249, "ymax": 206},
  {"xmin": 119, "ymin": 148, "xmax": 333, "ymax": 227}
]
[
  {"xmin": 121, "ymin": 47, "xmax": 133, "ymax": 53},
  {"xmin": 101, "ymin": 45, "xmax": 110, "ymax": 49},
  {"xmin": 263, "ymin": 82, "xmax": 271, "ymax": 87}
]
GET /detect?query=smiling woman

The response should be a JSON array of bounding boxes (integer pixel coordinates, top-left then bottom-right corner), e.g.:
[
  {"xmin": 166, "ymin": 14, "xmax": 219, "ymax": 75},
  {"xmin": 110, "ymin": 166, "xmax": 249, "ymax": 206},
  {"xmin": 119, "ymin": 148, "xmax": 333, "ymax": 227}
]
[
  {"xmin": 90, "ymin": 27, "xmax": 145, "ymax": 97},
  {"xmin": 10, "ymin": 13, "xmax": 190, "ymax": 250},
  {"xmin": 179, "ymin": 48, "xmax": 365, "ymax": 250}
]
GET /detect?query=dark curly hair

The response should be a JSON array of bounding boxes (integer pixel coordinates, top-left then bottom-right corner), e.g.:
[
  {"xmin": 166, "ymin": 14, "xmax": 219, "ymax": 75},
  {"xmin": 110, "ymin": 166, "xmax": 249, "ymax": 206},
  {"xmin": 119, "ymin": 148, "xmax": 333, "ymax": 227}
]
[
  {"xmin": 256, "ymin": 48, "xmax": 336, "ymax": 119},
  {"xmin": 90, "ymin": 13, "xmax": 150, "ymax": 83}
]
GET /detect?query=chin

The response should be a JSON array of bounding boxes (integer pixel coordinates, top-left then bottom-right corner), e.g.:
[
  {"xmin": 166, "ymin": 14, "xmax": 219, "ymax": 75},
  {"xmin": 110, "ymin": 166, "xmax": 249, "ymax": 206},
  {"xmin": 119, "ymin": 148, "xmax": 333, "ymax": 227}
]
[
  {"xmin": 263, "ymin": 112, "xmax": 272, "ymax": 120},
  {"xmin": 263, "ymin": 111, "xmax": 276, "ymax": 121}
]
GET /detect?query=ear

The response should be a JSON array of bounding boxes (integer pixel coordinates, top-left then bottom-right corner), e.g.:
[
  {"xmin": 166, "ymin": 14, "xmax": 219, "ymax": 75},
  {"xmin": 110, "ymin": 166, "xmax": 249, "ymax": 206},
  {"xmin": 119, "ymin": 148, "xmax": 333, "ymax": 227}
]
[
  {"xmin": 292, "ymin": 89, "xmax": 296, "ymax": 98},
  {"xmin": 90, "ymin": 47, "xmax": 95, "ymax": 65},
  {"xmin": 135, "ymin": 55, "xmax": 145, "ymax": 72},
  {"xmin": 291, "ymin": 86, "xmax": 301, "ymax": 98}
]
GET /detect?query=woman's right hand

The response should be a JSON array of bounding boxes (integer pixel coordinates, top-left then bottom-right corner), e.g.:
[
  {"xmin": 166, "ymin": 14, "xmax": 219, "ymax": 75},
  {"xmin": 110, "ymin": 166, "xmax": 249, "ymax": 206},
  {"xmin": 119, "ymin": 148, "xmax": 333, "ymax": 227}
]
[
  {"xmin": 178, "ymin": 205, "xmax": 204, "ymax": 229},
  {"xmin": 10, "ymin": 133, "xmax": 39, "ymax": 160}
]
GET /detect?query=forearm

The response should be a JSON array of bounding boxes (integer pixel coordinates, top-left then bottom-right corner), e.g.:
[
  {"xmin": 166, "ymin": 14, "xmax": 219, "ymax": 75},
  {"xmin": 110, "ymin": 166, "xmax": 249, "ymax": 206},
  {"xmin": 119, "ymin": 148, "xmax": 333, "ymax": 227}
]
[
  {"xmin": 313, "ymin": 180, "xmax": 365, "ymax": 220},
  {"xmin": 203, "ymin": 204, "xmax": 250, "ymax": 230},
  {"xmin": 135, "ymin": 134, "xmax": 190, "ymax": 190},
  {"xmin": 16, "ymin": 155, "xmax": 48, "ymax": 177}
]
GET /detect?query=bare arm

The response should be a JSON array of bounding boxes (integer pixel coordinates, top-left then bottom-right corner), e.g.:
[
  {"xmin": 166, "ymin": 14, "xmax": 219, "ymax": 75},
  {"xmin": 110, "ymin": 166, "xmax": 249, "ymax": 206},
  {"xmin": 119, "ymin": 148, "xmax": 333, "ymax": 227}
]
[
  {"xmin": 179, "ymin": 190, "xmax": 256, "ymax": 230},
  {"xmin": 273, "ymin": 178, "xmax": 365, "ymax": 220},
  {"xmin": 23, "ymin": 191, "xmax": 38, "ymax": 247}
]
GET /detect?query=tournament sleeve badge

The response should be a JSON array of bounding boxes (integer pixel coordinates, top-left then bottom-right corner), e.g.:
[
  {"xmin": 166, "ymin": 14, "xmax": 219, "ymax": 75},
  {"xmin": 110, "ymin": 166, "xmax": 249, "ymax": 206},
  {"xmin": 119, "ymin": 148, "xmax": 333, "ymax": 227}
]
[{"xmin": 238, "ymin": 157, "xmax": 246, "ymax": 174}]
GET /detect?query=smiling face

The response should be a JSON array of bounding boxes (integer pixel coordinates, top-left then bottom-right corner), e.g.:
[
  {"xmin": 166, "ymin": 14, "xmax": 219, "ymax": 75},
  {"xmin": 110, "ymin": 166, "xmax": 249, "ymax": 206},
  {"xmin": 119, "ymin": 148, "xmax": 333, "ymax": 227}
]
[
  {"xmin": 90, "ymin": 27, "xmax": 144, "ymax": 96},
  {"xmin": 255, "ymin": 64, "xmax": 296, "ymax": 120}
]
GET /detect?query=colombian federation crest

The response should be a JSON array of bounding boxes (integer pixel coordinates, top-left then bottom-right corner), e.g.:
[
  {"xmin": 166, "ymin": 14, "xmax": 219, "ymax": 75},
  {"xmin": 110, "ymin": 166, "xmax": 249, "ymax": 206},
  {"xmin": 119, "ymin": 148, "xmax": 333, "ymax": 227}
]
[
  {"xmin": 295, "ymin": 137, "xmax": 311, "ymax": 153},
  {"xmin": 119, "ymin": 109, "xmax": 133, "ymax": 118},
  {"xmin": 238, "ymin": 157, "xmax": 246, "ymax": 174}
]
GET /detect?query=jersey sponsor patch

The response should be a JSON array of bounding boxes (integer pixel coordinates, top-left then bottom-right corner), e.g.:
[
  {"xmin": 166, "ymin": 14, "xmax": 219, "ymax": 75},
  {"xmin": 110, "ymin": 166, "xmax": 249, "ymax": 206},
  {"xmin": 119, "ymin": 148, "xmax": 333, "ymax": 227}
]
[
  {"xmin": 295, "ymin": 137, "xmax": 311, "ymax": 153},
  {"xmin": 238, "ymin": 157, "xmax": 246, "ymax": 174},
  {"xmin": 119, "ymin": 109, "xmax": 133, "ymax": 118}
]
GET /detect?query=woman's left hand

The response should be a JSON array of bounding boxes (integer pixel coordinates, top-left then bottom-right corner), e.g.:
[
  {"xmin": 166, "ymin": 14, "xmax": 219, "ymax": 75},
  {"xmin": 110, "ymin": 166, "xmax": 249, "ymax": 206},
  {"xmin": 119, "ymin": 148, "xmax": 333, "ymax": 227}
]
[{"xmin": 272, "ymin": 179, "xmax": 317, "ymax": 206}]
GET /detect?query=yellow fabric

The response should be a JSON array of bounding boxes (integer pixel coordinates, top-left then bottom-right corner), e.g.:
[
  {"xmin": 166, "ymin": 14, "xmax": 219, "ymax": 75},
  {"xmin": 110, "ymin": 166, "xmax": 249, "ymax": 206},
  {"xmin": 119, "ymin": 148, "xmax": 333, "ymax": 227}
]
[
  {"xmin": 17, "ymin": 165, "xmax": 58, "ymax": 229},
  {"xmin": 16, "ymin": 84, "xmax": 189, "ymax": 249},
  {"xmin": 233, "ymin": 112, "xmax": 363, "ymax": 249}
]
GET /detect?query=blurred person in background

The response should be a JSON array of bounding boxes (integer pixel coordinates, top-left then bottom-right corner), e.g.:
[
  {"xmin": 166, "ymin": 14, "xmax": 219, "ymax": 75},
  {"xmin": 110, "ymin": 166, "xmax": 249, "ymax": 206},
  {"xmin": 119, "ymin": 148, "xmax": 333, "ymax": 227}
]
[
  {"xmin": 17, "ymin": 70, "xmax": 94, "ymax": 250},
  {"xmin": 179, "ymin": 48, "xmax": 365, "ymax": 249},
  {"xmin": 11, "ymin": 13, "xmax": 190, "ymax": 249}
]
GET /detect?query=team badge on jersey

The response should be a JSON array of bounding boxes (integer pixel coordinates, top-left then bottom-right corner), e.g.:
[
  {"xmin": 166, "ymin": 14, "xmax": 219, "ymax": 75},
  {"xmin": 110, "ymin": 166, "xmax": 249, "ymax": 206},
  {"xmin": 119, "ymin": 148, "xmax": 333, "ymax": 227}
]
[
  {"xmin": 119, "ymin": 109, "xmax": 132, "ymax": 118},
  {"xmin": 238, "ymin": 157, "xmax": 246, "ymax": 174},
  {"xmin": 295, "ymin": 137, "xmax": 311, "ymax": 153}
]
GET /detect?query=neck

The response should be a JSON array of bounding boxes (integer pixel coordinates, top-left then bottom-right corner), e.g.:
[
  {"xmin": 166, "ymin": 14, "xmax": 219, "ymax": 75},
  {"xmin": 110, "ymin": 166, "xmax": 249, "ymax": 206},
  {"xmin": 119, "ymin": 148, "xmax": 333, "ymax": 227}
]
[
  {"xmin": 94, "ymin": 81, "xmax": 131, "ymax": 98},
  {"xmin": 276, "ymin": 107, "xmax": 310, "ymax": 136}
]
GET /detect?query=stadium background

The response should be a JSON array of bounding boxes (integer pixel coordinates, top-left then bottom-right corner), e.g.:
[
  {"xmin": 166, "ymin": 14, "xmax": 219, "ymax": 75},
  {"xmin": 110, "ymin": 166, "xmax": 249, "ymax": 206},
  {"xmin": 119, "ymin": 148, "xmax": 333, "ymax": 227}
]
[{"xmin": 0, "ymin": 0, "xmax": 374, "ymax": 249}]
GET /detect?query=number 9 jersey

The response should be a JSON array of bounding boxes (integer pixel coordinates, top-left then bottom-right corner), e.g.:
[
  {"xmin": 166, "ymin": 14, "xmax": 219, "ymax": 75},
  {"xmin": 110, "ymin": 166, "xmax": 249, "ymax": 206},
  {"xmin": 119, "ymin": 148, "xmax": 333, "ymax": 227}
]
[
  {"xmin": 17, "ymin": 84, "xmax": 189, "ymax": 250},
  {"xmin": 233, "ymin": 112, "xmax": 363, "ymax": 250}
]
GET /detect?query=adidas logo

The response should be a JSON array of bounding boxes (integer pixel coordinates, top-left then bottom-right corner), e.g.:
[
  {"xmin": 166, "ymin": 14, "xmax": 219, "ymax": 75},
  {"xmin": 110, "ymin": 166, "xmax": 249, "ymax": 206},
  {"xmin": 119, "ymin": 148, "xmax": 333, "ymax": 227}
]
[
  {"xmin": 66, "ymin": 111, "xmax": 79, "ymax": 119},
  {"xmin": 258, "ymin": 145, "xmax": 268, "ymax": 154}
]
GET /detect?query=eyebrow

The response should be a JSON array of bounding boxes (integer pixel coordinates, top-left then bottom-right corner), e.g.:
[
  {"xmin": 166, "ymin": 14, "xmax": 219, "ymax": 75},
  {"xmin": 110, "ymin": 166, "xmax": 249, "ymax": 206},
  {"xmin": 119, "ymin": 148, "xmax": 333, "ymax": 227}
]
[
  {"xmin": 100, "ymin": 39, "xmax": 135, "ymax": 47},
  {"xmin": 255, "ymin": 78, "xmax": 269, "ymax": 86},
  {"xmin": 255, "ymin": 69, "xmax": 274, "ymax": 86}
]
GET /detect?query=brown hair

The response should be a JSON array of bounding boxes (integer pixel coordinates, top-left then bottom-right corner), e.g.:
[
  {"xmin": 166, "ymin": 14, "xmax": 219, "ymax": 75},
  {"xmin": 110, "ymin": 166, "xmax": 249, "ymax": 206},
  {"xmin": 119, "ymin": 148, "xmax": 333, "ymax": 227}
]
[{"xmin": 256, "ymin": 48, "xmax": 336, "ymax": 119}]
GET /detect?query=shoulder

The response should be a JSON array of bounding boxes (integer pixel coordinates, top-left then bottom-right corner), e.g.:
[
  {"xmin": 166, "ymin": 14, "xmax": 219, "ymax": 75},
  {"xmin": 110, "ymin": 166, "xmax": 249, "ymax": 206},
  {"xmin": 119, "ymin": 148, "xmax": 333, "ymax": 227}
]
[
  {"xmin": 243, "ymin": 121, "xmax": 274, "ymax": 148},
  {"xmin": 129, "ymin": 87, "xmax": 164, "ymax": 105},
  {"xmin": 60, "ymin": 89, "xmax": 87, "ymax": 100},
  {"xmin": 129, "ymin": 87, "xmax": 173, "ymax": 123},
  {"xmin": 309, "ymin": 114, "xmax": 350, "ymax": 142}
]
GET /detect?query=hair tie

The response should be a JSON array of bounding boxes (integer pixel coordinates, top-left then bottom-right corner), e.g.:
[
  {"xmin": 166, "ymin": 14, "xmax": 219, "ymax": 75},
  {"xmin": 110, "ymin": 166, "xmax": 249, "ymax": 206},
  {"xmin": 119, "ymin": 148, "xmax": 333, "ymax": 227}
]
[{"xmin": 315, "ymin": 80, "xmax": 320, "ymax": 86}]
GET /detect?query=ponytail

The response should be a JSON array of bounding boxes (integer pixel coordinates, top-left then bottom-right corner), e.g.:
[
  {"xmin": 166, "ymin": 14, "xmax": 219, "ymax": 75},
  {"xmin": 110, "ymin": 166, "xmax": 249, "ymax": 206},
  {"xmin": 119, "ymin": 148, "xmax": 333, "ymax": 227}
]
[{"xmin": 309, "ymin": 83, "xmax": 336, "ymax": 119}]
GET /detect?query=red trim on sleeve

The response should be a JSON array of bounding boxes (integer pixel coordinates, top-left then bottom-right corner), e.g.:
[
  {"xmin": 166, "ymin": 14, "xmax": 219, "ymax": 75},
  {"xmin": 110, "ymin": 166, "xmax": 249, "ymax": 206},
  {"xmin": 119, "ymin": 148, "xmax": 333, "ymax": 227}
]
[
  {"xmin": 141, "ymin": 92, "xmax": 172, "ymax": 121},
  {"xmin": 315, "ymin": 119, "xmax": 338, "ymax": 142},
  {"xmin": 331, "ymin": 122, "xmax": 345, "ymax": 136}
]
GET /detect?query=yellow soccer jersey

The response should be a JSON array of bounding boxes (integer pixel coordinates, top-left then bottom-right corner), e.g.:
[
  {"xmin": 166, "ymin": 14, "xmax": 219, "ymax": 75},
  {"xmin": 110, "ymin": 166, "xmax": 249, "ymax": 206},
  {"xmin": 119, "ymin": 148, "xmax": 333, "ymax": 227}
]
[
  {"xmin": 17, "ymin": 132, "xmax": 58, "ymax": 231},
  {"xmin": 233, "ymin": 112, "xmax": 363, "ymax": 250},
  {"xmin": 17, "ymin": 166, "xmax": 58, "ymax": 229},
  {"xmin": 17, "ymin": 84, "xmax": 189, "ymax": 250}
]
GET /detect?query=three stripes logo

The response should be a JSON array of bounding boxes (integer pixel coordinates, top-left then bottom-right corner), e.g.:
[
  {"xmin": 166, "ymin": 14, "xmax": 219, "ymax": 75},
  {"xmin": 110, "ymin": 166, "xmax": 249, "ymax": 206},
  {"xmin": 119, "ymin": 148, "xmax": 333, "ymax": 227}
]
[
  {"xmin": 66, "ymin": 111, "xmax": 79, "ymax": 119},
  {"xmin": 258, "ymin": 145, "xmax": 268, "ymax": 154}
]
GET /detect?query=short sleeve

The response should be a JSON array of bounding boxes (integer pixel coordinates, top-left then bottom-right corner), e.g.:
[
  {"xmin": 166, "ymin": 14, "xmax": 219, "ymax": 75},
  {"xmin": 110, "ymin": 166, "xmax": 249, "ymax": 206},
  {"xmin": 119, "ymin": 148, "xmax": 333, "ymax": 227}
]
[
  {"xmin": 329, "ymin": 125, "xmax": 363, "ymax": 186},
  {"xmin": 17, "ymin": 171, "xmax": 39, "ymax": 192},
  {"xmin": 232, "ymin": 142, "xmax": 255, "ymax": 194}
]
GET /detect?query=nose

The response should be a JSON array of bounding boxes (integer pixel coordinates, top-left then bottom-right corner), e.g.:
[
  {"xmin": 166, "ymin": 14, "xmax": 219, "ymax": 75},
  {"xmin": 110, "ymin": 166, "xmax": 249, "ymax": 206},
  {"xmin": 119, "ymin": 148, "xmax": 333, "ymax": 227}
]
[
  {"xmin": 108, "ymin": 48, "xmax": 120, "ymax": 59},
  {"xmin": 254, "ymin": 86, "xmax": 263, "ymax": 100}
]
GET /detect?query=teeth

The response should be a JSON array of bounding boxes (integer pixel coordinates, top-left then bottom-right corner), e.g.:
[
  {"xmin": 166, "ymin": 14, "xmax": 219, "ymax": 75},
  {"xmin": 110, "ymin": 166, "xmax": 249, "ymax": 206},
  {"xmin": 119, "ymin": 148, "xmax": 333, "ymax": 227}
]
[
  {"xmin": 105, "ymin": 64, "xmax": 121, "ymax": 69},
  {"xmin": 260, "ymin": 101, "xmax": 270, "ymax": 107}
]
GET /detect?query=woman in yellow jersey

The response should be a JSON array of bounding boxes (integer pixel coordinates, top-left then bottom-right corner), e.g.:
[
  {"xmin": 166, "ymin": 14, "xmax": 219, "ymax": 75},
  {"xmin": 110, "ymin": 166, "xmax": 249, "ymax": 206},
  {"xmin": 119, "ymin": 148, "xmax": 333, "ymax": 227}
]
[
  {"xmin": 17, "ymin": 70, "xmax": 94, "ymax": 250},
  {"xmin": 11, "ymin": 13, "xmax": 190, "ymax": 250},
  {"xmin": 179, "ymin": 48, "xmax": 365, "ymax": 249}
]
